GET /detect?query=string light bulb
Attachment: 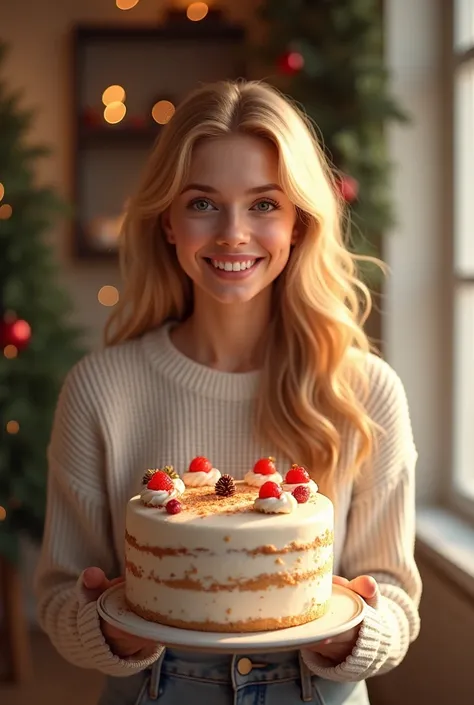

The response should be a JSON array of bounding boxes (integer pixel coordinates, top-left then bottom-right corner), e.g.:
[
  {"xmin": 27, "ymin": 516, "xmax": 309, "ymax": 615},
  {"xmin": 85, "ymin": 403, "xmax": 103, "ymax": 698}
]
[
  {"xmin": 116, "ymin": 0, "xmax": 140, "ymax": 9},
  {"xmin": 3, "ymin": 345, "xmax": 18, "ymax": 359},
  {"xmin": 0, "ymin": 506, "xmax": 6, "ymax": 522},
  {"xmin": 186, "ymin": 2, "xmax": 209, "ymax": 21},
  {"xmin": 0, "ymin": 182, "xmax": 4, "ymax": 200},
  {"xmin": 102, "ymin": 85, "xmax": 126, "ymax": 105},
  {"xmin": 0, "ymin": 203, "xmax": 13, "ymax": 219},
  {"xmin": 151, "ymin": 100, "xmax": 176, "ymax": 125},
  {"xmin": 104, "ymin": 101, "xmax": 127, "ymax": 124},
  {"xmin": 98, "ymin": 285, "xmax": 120, "ymax": 307},
  {"xmin": 6, "ymin": 420, "xmax": 20, "ymax": 435}
]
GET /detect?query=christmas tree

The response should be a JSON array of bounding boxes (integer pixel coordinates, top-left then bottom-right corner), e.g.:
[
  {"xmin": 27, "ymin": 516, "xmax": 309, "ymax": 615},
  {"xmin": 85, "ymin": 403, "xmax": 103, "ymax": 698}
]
[
  {"xmin": 257, "ymin": 0, "xmax": 408, "ymax": 277},
  {"xmin": 0, "ymin": 42, "xmax": 85, "ymax": 565}
]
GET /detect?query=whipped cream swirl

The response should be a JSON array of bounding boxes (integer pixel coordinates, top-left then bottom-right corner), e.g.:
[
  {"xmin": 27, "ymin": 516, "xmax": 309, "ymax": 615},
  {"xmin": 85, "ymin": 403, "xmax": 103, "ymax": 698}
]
[
  {"xmin": 244, "ymin": 470, "xmax": 283, "ymax": 488},
  {"xmin": 253, "ymin": 491, "xmax": 297, "ymax": 514},
  {"xmin": 171, "ymin": 477, "xmax": 186, "ymax": 494},
  {"xmin": 140, "ymin": 487, "xmax": 180, "ymax": 507},
  {"xmin": 183, "ymin": 467, "xmax": 221, "ymax": 487},
  {"xmin": 282, "ymin": 479, "xmax": 318, "ymax": 495}
]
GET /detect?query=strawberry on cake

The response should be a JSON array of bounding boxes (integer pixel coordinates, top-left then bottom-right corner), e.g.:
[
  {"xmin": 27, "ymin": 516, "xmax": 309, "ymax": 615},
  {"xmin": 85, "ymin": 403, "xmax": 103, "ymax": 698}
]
[
  {"xmin": 282, "ymin": 464, "xmax": 318, "ymax": 496},
  {"xmin": 243, "ymin": 456, "xmax": 283, "ymax": 487},
  {"xmin": 182, "ymin": 456, "xmax": 221, "ymax": 487}
]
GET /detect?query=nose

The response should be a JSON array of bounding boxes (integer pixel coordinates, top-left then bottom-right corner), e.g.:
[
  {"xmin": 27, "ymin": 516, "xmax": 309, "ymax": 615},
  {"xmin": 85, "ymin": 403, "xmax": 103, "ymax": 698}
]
[{"xmin": 215, "ymin": 208, "xmax": 250, "ymax": 247}]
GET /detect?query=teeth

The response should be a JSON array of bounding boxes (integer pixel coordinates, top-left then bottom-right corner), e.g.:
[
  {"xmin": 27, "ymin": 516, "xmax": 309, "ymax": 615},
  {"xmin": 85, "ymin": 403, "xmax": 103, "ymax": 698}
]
[{"xmin": 211, "ymin": 259, "xmax": 256, "ymax": 272}]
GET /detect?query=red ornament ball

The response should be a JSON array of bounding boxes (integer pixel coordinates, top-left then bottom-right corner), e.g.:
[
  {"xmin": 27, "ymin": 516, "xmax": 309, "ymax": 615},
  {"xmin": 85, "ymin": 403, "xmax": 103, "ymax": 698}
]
[
  {"xmin": 337, "ymin": 175, "xmax": 359, "ymax": 204},
  {"xmin": 277, "ymin": 51, "xmax": 304, "ymax": 75},
  {"xmin": 1, "ymin": 318, "xmax": 32, "ymax": 350}
]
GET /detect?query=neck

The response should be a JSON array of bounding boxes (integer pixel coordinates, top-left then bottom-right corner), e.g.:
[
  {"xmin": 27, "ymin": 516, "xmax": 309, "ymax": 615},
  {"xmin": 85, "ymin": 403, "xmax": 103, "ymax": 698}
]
[{"xmin": 172, "ymin": 290, "xmax": 272, "ymax": 372}]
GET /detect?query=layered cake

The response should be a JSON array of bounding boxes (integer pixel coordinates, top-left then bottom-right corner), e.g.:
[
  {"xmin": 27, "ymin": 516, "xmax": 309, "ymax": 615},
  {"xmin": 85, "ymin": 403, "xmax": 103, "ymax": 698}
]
[{"xmin": 124, "ymin": 457, "xmax": 334, "ymax": 633}]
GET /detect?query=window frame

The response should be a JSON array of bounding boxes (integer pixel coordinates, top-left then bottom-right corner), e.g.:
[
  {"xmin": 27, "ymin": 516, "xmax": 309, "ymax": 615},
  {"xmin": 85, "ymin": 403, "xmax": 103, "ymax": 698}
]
[{"xmin": 447, "ymin": 0, "xmax": 474, "ymax": 523}]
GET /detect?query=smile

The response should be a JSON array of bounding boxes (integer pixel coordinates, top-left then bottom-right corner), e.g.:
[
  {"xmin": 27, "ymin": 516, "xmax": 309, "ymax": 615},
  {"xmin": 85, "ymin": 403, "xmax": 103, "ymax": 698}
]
[
  {"xmin": 210, "ymin": 259, "xmax": 257, "ymax": 272},
  {"xmin": 203, "ymin": 257, "xmax": 263, "ymax": 278}
]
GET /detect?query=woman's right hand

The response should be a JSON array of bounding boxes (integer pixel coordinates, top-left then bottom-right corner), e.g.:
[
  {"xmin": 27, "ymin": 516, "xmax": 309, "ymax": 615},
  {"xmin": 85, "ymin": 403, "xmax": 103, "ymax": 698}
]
[{"xmin": 82, "ymin": 567, "xmax": 159, "ymax": 659}]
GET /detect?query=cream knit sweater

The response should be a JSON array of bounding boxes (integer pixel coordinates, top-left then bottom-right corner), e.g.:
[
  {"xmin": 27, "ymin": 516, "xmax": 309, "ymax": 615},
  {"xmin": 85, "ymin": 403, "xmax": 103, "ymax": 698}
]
[{"xmin": 34, "ymin": 322, "xmax": 422, "ymax": 682}]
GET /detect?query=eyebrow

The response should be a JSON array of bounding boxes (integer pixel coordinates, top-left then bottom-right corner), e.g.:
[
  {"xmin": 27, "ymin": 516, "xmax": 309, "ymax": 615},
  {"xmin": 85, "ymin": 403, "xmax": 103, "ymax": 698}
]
[{"xmin": 180, "ymin": 183, "xmax": 283, "ymax": 195}]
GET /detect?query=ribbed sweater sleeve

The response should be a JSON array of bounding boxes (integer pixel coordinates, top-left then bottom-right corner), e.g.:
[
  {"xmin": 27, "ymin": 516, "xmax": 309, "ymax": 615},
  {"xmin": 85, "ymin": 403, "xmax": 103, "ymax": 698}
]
[
  {"xmin": 34, "ymin": 360, "xmax": 163, "ymax": 676},
  {"xmin": 301, "ymin": 357, "xmax": 422, "ymax": 680}
]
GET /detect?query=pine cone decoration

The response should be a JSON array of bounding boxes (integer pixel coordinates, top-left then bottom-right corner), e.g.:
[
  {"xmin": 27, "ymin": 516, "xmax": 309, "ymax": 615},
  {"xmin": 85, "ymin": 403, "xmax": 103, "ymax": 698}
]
[
  {"xmin": 142, "ymin": 469, "xmax": 157, "ymax": 485},
  {"xmin": 215, "ymin": 474, "xmax": 236, "ymax": 498},
  {"xmin": 161, "ymin": 465, "xmax": 179, "ymax": 480}
]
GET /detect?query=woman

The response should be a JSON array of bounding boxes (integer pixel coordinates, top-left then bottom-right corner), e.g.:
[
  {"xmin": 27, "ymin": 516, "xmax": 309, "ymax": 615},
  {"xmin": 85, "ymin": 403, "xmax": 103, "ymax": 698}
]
[{"xmin": 35, "ymin": 79, "xmax": 421, "ymax": 705}]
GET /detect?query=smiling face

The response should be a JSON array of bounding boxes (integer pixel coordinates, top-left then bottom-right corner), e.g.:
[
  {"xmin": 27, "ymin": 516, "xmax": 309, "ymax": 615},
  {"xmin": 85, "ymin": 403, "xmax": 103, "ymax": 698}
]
[{"xmin": 163, "ymin": 134, "xmax": 298, "ymax": 306}]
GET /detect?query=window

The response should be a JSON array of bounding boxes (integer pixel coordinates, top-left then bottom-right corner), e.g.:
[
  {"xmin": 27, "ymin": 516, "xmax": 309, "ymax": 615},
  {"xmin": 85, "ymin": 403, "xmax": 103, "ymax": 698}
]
[{"xmin": 452, "ymin": 0, "xmax": 474, "ymax": 511}]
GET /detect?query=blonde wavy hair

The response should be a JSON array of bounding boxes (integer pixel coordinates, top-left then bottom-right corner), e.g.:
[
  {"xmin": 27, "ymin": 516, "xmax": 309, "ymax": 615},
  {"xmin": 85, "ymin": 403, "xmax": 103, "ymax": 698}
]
[{"xmin": 105, "ymin": 79, "xmax": 380, "ymax": 494}]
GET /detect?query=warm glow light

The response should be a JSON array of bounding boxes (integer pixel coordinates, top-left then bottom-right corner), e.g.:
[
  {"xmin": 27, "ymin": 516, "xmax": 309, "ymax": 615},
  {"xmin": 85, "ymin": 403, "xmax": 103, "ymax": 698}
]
[
  {"xmin": 0, "ymin": 203, "xmax": 13, "ymax": 219},
  {"xmin": 0, "ymin": 183, "xmax": 4, "ymax": 200},
  {"xmin": 0, "ymin": 506, "xmax": 6, "ymax": 522},
  {"xmin": 98, "ymin": 285, "xmax": 120, "ymax": 307},
  {"xmin": 116, "ymin": 0, "xmax": 140, "ymax": 9},
  {"xmin": 102, "ymin": 85, "xmax": 126, "ymax": 105},
  {"xmin": 187, "ymin": 2, "xmax": 209, "ymax": 21},
  {"xmin": 4, "ymin": 345, "xmax": 18, "ymax": 359},
  {"xmin": 151, "ymin": 100, "xmax": 176, "ymax": 125},
  {"xmin": 6, "ymin": 420, "xmax": 20, "ymax": 434},
  {"xmin": 104, "ymin": 101, "xmax": 127, "ymax": 124}
]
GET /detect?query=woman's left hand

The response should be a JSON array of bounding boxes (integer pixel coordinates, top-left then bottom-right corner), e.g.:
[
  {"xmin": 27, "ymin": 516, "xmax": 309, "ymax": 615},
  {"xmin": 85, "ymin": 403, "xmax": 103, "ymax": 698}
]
[{"xmin": 305, "ymin": 575, "xmax": 379, "ymax": 664}]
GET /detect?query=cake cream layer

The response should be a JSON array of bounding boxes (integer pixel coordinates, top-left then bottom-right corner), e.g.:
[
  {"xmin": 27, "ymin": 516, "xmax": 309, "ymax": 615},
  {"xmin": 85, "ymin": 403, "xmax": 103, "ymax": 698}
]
[
  {"xmin": 124, "ymin": 484, "xmax": 334, "ymax": 631},
  {"xmin": 125, "ymin": 572, "xmax": 332, "ymax": 632}
]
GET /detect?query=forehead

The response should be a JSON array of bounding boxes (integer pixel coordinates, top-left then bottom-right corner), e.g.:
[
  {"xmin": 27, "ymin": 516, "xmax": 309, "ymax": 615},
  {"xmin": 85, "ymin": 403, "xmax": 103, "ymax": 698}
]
[{"xmin": 186, "ymin": 134, "xmax": 280, "ymax": 189}]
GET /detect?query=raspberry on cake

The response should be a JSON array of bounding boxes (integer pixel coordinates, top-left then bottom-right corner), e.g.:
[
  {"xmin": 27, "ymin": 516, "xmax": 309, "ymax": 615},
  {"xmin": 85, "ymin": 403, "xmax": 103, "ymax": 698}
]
[
  {"xmin": 182, "ymin": 456, "xmax": 221, "ymax": 487},
  {"xmin": 282, "ymin": 463, "xmax": 318, "ymax": 495},
  {"xmin": 125, "ymin": 476, "xmax": 334, "ymax": 633},
  {"xmin": 243, "ymin": 456, "xmax": 283, "ymax": 488}
]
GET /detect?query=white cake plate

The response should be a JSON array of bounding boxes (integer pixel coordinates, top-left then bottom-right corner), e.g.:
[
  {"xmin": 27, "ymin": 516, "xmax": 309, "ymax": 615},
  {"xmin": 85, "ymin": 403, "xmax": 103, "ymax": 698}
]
[{"xmin": 97, "ymin": 583, "xmax": 365, "ymax": 654}]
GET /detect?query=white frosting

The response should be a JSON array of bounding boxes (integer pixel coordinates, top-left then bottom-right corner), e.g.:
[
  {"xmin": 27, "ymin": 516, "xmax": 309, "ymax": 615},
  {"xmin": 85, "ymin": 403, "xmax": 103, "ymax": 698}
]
[
  {"xmin": 244, "ymin": 470, "xmax": 283, "ymax": 487},
  {"xmin": 140, "ymin": 488, "xmax": 179, "ymax": 507},
  {"xmin": 183, "ymin": 467, "xmax": 221, "ymax": 487},
  {"xmin": 172, "ymin": 477, "xmax": 186, "ymax": 494},
  {"xmin": 253, "ymin": 491, "xmax": 298, "ymax": 514},
  {"xmin": 282, "ymin": 479, "xmax": 319, "ymax": 495}
]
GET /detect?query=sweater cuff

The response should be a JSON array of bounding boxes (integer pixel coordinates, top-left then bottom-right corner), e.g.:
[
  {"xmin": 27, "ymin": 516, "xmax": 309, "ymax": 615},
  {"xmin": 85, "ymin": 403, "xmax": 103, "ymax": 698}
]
[
  {"xmin": 77, "ymin": 600, "xmax": 164, "ymax": 677},
  {"xmin": 301, "ymin": 604, "xmax": 390, "ymax": 682}
]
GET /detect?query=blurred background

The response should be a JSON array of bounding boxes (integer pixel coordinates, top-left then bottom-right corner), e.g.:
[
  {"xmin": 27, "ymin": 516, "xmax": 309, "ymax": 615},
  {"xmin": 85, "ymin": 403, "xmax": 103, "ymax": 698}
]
[{"xmin": 0, "ymin": 1, "xmax": 473, "ymax": 704}]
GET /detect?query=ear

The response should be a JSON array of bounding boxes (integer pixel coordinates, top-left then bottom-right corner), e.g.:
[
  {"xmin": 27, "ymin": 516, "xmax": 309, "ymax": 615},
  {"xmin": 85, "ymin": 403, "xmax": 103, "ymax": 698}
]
[
  {"xmin": 291, "ymin": 209, "xmax": 305, "ymax": 245},
  {"xmin": 161, "ymin": 209, "xmax": 175, "ymax": 244}
]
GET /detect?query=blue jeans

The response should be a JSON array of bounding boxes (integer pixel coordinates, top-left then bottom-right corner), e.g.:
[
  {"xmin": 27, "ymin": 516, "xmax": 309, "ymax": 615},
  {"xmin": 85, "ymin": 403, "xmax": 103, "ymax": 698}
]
[{"xmin": 98, "ymin": 648, "xmax": 363, "ymax": 705}]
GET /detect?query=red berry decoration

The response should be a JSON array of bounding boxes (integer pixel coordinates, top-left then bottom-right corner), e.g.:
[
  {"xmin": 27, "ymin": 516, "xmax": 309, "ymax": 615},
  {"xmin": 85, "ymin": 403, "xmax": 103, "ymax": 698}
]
[
  {"xmin": 285, "ymin": 464, "xmax": 310, "ymax": 484},
  {"xmin": 147, "ymin": 471, "xmax": 174, "ymax": 492},
  {"xmin": 259, "ymin": 481, "xmax": 282, "ymax": 500},
  {"xmin": 189, "ymin": 456, "xmax": 213, "ymax": 473},
  {"xmin": 292, "ymin": 486, "xmax": 311, "ymax": 504},
  {"xmin": 166, "ymin": 499, "xmax": 182, "ymax": 515},
  {"xmin": 253, "ymin": 457, "xmax": 277, "ymax": 475}
]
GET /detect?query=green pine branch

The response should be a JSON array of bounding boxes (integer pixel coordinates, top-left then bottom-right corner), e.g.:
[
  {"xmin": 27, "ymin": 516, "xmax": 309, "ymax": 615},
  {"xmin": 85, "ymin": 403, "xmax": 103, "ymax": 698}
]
[{"xmin": 0, "ymin": 41, "xmax": 86, "ymax": 564}]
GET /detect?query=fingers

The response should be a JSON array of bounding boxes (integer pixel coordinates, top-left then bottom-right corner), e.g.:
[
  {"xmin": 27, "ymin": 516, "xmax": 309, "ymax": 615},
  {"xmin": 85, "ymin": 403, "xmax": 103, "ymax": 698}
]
[
  {"xmin": 83, "ymin": 567, "xmax": 107, "ymax": 590},
  {"xmin": 348, "ymin": 575, "xmax": 378, "ymax": 600},
  {"xmin": 332, "ymin": 575, "xmax": 350, "ymax": 587}
]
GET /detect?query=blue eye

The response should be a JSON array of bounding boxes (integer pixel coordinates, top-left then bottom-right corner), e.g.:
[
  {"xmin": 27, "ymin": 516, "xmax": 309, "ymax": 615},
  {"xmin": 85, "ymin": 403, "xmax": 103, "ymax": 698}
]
[
  {"xmin": 252, "ymin": 199, "xmax": 280, "ymax": 212},
  {"xmin": 189, "ymin": 198, "xmax": 214, "ymax": 211}
]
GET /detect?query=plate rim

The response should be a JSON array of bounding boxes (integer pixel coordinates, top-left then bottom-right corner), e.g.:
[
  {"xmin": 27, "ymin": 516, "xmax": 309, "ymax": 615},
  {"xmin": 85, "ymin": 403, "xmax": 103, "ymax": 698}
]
[{"xmin": 97, "ymin": 582, "xmax": 366, "ymax": 653}]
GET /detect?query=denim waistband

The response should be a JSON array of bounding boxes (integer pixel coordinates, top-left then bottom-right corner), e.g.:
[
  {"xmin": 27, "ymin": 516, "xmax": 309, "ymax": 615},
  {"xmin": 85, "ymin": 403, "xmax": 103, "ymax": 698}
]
[{"xmin": 159, "ymin": 647, "xmax": 303, "ymax": 685}]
